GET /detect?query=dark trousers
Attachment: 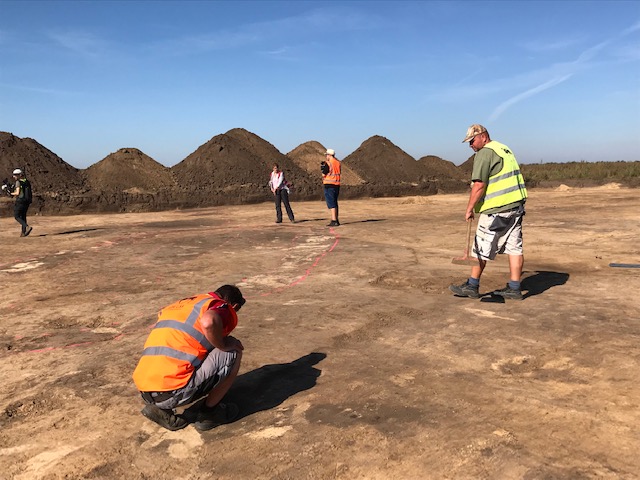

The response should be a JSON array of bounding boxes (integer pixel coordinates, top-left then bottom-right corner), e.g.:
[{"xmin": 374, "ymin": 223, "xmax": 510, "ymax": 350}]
[
  {"xmin": 14, "ymin": 202, "xmax": 29, "ymax": 234},
  {"xmin": 275, "ymin": 189, "xmax": 295, "ymax": 222}
]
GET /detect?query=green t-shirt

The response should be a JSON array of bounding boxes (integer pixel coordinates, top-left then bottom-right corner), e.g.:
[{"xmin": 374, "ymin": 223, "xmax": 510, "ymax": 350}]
[{"xmin": 471, "ymin": 148, "xmax": 502, "ymax": 184}]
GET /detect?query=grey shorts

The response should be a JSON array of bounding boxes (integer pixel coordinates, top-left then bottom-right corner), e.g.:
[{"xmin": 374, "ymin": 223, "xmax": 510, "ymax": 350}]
[
  {"xmin": 148, "ymin": 349, "xmax": 239, "ymax": 410},
  {"xmin": 472, "ymin": 205, "xmax": 525, "ymax": 261}
]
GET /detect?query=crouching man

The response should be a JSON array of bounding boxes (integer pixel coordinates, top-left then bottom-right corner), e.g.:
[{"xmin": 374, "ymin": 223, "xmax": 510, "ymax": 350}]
[{"xmin": 132, "ymin": 285, "xmax": 246, "ymax": 431}]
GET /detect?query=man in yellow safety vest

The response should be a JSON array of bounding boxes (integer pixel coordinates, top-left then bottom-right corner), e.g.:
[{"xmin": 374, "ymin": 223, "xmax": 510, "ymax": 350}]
[{"xmin": 450, "ymin": 124, "xmax": 528, "ymax": 300}]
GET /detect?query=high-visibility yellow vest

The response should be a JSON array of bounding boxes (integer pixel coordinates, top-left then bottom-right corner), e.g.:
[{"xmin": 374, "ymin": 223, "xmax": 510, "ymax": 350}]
[
  {"xmin": 132, "ymin": 293, "xmax": 237, "ymax": 392},
  {"xmin": 475, "ymin": 141, "xmax": 527, "ymax": 213}
]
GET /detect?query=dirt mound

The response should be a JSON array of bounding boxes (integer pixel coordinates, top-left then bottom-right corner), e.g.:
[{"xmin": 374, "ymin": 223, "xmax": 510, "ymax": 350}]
[
  {"xmin": 171, "ymin": 128, "xmax": 319, "ymax": 207},
  {"xmin": 344, "ymin": 135, "xmax": 423, "ymax": 185},
  {"xmin": 0, "ymin": 132, "xmax": 85, "ymax": 193},
  {"xmin": 0, "ymin": 132, "xmax": 87, "ymax": 216},
  {"xmin": 7, "ymin": 128, "xmax": 630, "ymax": 217},
  {"xmin": 416, "ymin": 155, "xmax": 463, "ymax": 180},
  {"xmin": 459, "ymin": 154, "xmax": 475, "ymax": 174},
  {"xmin": 287, "ymin": 141, "xmax": 365, "ymax": 186},
  {"xmin": 416, "ymin": 155, "xmax": 468, "ymax": 194},
  {"xmin": 84, "ymin": 148, "xmax": 176, "ymax": 193}
]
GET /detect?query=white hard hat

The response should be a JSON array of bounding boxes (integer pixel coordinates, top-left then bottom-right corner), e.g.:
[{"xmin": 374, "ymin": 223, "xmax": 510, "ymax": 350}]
[{"xmin": 12, "ymin": 169, "xmax": 22, "ymax": 175}]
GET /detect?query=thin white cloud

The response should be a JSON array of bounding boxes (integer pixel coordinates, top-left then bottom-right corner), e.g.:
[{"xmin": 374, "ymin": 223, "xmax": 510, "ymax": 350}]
[
  {"xmin": 47, "ymin": 30, "xmax": 108, "ymax": 59},
  {"xmin": 488, "ymin": 20, "xmax": 640, "ymax": 120},
  {"xmin": 262, "ymin": 47, "xmax": 288, "ymax": 56},
  {"xmin": 488, "ymin": 74, "xmax": 573, "ymax": 121},
  {"xmin": 521, "ymin": 35, "xmax": 586, "ymax": 53},
  {"xmin": 613, "ymin": 43, "xmax": 640, "ymax": 61},
  {"xmin": 0, "ymin": 82, "xmax": 79, "ymax": 96},
  {"xmin": 148, "ymin": 7, "xmax": 384, "ymax": 56}
]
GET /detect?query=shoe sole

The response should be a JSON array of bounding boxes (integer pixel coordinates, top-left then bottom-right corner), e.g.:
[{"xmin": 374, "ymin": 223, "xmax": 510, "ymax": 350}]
[{"xmin": 493, "ymin": 293, "xmax": 523, "ymax": 300}]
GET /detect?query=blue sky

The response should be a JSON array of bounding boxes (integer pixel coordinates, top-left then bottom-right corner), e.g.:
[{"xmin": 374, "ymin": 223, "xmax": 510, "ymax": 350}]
[{"xmin": 1, "ymin": 0, "xmax": 639, "ymax": 168}]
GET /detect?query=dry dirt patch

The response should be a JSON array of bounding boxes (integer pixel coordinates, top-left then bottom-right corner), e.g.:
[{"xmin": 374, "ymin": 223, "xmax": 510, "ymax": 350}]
[{"xmin": 0, "ymin": 188, "xmax": 639, "ymax": 479}]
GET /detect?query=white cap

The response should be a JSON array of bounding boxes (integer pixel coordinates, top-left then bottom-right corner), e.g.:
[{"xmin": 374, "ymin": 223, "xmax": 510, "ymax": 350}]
[
  {"xmin": 13, "ymin": 169, "xmax": 22, "ymax": 175},
  {"xmin": 325, "ymin": 149, "xmax": 335, "ymax": 156}
]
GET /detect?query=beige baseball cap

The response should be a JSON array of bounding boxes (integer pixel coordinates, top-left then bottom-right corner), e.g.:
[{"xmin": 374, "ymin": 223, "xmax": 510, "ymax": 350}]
[
  {"xmin": 462, "ymin": 124, "xmax": 487, "ymax": 143},
  {"xmin": 324, "ymin": 149, "xmax": 335, "ymax": 156}
]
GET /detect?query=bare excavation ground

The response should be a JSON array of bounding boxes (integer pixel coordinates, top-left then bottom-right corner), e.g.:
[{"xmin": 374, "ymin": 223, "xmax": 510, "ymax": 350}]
[{"xmin": 0, "ymin": 186, "xmax": 639, "ymax": 480}]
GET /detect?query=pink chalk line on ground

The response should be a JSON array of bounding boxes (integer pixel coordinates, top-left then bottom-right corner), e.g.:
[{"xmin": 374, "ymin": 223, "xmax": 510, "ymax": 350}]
[{"xmin": 10, "ymin": 227, "xmax": 340, "ymax": 354}]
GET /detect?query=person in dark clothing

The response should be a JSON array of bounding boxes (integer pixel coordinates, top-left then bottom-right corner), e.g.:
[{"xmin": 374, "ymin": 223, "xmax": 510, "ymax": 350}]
[{"xmin": 6, "ymin": 169, "xmax": 33, "ymax": 237}]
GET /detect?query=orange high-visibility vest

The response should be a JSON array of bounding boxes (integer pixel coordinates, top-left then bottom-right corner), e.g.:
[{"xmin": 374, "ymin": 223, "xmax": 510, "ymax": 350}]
[
  {"xmin": 322, "ymin": 157, "xmax": 341, "ymax": 185},
  {"xmin": 132, "ymin": 293, "xmax": 238, "ymax": 392}
]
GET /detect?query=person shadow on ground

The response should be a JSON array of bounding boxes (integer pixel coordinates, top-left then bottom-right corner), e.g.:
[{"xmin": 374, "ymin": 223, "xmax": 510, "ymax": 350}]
[
  {"xmin": 183, "ymin": 352, "xmax": 326, "ymax": 422},
  {"xmin": 520, "ymin": 270, "xmax": 570, "ymax": 298},
  {"xmin": 481, "ymin": 270, "xmax": 569, "ymax": 303}
]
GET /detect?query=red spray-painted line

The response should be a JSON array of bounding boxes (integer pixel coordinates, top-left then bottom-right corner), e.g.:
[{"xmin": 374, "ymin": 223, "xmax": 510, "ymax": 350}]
[
  {"xmin": 11, "ymin": 227, "xmax": 340, "ymax": 354},
  {"xmin": 253, "ymin": 227, "xmax": 340, "ymax": 297}
]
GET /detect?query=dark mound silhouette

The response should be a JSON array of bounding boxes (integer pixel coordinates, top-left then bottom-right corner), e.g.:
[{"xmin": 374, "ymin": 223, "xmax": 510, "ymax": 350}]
[
  {"xmin": 171, "ymin": 128, "xmax": 320, "ymax": 207},
  {"xmin": 74, "ymin": 148, "xmax": 182, "ymax": 214},
  {"xmin": 459, "ymin": 155, "xmax": 475, "ymax": 175},
  {"xmin": 84, "ymin": 148, "xmax": 176, "ymax": 193},
  {"xmin": 0, "ymin": 132, "xmax": 86, "ymax": 215},
  {"xmin": 286, "ymin": 141, "xmax": 365, "ymax": 186},
  {"xmin": 0, "ymin": 132, "xmax": 84, "ymax": 192},
  {"xmin": 339, "ymin": 136, "xmax": 461, "ymax": 197},
  {"xmin": 5, "ymin": 128, "xmax": 629, "ymax": 217},
  {"xmin": 416, "ymin": 155, "xmax": 468, "ymax": 194},
  {"xmin": 344, "ymin": 135, "xmax": 423, "ymax": 185},
  {"xmin": 416, "ymin": 155, "xmax": 462, "ymax": 180}
]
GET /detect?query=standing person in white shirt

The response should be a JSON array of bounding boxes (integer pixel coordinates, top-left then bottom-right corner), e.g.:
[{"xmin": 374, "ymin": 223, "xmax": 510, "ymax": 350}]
[{"xmin": 268, "ymin": 163, "xmax": 295, "ymax": 224}]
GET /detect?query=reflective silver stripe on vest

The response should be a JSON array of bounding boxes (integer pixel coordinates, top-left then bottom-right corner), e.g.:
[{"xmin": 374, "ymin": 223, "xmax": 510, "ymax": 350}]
[
  {"xmin": 148, "ymin": 296, "xmax": 215, "ymax": 362},
  {"xmin": 484, "ymin": 184, "xmax": 526, "ymax": 201},
  {"xmin": 487, "ymin": 169, "xmax": 521, "ymax": 185},
  {"xmin": 185, "ymin": 297, "xmax": 211, "ymax": 327},
  {"xmin": 142, "ymin": 346, "xmax": 203, "ymax": 368},
  {"xmin": 154, "ymin": 319, "xmax": 214, "ymax": 351}
]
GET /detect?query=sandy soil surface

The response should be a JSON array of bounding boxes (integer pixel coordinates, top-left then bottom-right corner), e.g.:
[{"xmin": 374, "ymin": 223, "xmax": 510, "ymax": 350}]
[{"xmin": 1, "ymin": 186, "xmax": 638, "ymax": 480}]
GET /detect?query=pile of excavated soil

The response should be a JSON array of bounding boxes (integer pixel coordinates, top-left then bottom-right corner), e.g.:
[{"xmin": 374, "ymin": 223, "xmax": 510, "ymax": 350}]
[
  {"xmin": 459, "ymin": 155, "xmax": 475, "ymax": 175},
  {"xmin": 340, "ymin": 136, "xmax": 467, "ymax": 197},
  {"xmin": 0, "ymin": 132, "xmax": 85, "ymax": 193},
  {"xmin": 2, "ymin": 129, "xmax": 635, "ymax": 216},
  {"xmin": 344, "ymin": 135, "xmax": 424, "ymax": 184},
  {"xmin": 287, "ymin": 141, "xmax": 366, "ymax": 187},
  {"xmin": 0, "ymin": 132, "xmax": 89, "ymax": 215},
  {"xmin": 416, "ymin": 155, "xmax": 463, "ymax": 180},
  {"xmin": 171, "ymin": 128, "xmax": 321, "ymax": 208},
  {"xmin": 83, "ymin": 148, "xmax": 176, "ymax": 193}
]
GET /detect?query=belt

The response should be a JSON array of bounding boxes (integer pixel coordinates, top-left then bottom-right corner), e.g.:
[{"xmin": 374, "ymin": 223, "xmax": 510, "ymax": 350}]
[{"xmin": 140, "ymin": 391, "xmax": 175, "ymax": 404}]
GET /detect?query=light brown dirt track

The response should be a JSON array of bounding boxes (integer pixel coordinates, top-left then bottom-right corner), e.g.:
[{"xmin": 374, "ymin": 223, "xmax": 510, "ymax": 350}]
[{"xmin": 1, "ymin": 186, "xmax": 639, "ymax": 480}]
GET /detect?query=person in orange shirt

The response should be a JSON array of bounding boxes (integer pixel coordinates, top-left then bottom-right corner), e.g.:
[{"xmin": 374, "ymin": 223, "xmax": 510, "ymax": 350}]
[
  {"xmin": 321, "ymin": 148, "xmax": 341, "ymax": 226},
  {"xmin": 132, "ymin": 285, "xmax": 245, "ymax": 431}
]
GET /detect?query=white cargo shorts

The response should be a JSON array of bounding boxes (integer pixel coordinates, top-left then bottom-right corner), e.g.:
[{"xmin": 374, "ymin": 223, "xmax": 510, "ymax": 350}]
[{"xmin": 472, "ymin": 205, "xmax": 525, "ymax": 261}]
